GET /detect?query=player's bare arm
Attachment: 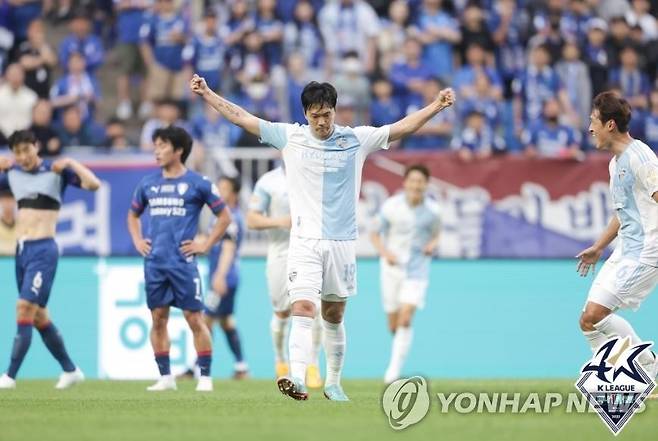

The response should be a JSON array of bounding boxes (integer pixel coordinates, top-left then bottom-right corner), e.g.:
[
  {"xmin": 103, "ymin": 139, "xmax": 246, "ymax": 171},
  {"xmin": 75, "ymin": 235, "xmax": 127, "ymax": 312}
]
[
  {"xmin": 370, "ymin": 231, "xmax": 397, "ymax": 266},
  {"xmin": 576, "ymin": 216, "xmax": 620, "ymax": 277},
  {"xmin": 246, "ymin": 210, "xmax": 291, "ymax": 230},
  {"xmin": 388, "ymin": 88, "xmax": 456, "ymax": 143},
  {"xmin": 423, "ymin": 232, "xmax": 441, "ymax": 256},
  {"xmin": 190, "ymin": 74, "xmax": 262, "ymax": 137},
  {"xmin": 180, "ymin": 206, "xmax": 232, "ymax": 257},
  {"xmin": 52, "ymin": 158, "xmax": 101, "ymax": 191},
  {"xmin": 126, "ymin": 211, "xmax": 151, "ymax": 257},
  {"xmin": 212, "ymin": 239, "xmax": 236, "ymax": 297}
]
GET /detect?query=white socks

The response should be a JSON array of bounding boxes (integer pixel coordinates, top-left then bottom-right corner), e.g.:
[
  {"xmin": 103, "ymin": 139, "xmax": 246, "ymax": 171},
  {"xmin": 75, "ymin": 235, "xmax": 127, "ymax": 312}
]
[
  {"xmin": 270, "ymin": 315, "xmax": 290, "ymax": 363},
  {"xmin": 311, "ymin": 315, "xmax": 323, "ymax": 366},
  {"xmin": 385, "ymin": 326, "xmax": 413, "ymax": 383},
  {"xmin": 322, "ymin": 319, "xmax": 345, "ymax": 386},
  {"xmin": 289, "ymin": 316, "xmax": 313, "ymax": 381},
  {"xmin": 593, "ymin": 314, "xmax": 654, "ymax": 366}
]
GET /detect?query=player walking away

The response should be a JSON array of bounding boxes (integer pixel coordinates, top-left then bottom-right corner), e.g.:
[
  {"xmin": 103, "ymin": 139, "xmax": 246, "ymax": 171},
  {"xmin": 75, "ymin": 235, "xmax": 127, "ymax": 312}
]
[
  {"xmin": 577, "ymin": 91, "xmax": 658, "ymax": 378},
  {"xmin": 246, "ymin": 165, "xmax": 324, "ymax": 388},
  {"xmin": 370, "ymin": 165, "xmax": 440, "ymax": 384},
  {"xmin": 127, "ymin": 126, "xmax": 231, "ymax": 392},
  {"xmin": 202, "ymin": 176, "xmax": 249, "ymax": 379},
  {"xmin": 190, "ymin": 73, "xmax": 454, "ymax": 401},
  {"xmin": 0, "ymin": 130, "xmax": 100, "ymax": 390}
]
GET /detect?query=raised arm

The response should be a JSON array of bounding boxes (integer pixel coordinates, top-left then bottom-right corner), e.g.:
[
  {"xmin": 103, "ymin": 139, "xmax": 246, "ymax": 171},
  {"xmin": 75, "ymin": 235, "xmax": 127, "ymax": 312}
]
[
  {"xmin": 190, "ymin": 74, "xmax": 262, "ymax": 137},
  {"xmin": 52, "ymin": 158, "xmax": 101, "ymax": 191},
  {"xmin": 388, "ymin": 88, "xmax": 456, "ymax": 143}
]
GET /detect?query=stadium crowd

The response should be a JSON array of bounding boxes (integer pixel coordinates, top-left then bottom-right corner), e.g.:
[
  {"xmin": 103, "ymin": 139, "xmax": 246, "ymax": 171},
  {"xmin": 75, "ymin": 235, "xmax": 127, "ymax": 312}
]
[{"xmin": 0, "ymin": 0, "xmax": 657, "ymax": 160}]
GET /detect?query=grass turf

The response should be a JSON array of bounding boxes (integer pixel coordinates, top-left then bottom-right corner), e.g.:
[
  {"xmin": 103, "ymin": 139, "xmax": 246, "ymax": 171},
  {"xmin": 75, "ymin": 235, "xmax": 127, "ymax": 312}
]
[{"xmin": 0, "ymin": 379, "xmax": 656, "ymax": 441}]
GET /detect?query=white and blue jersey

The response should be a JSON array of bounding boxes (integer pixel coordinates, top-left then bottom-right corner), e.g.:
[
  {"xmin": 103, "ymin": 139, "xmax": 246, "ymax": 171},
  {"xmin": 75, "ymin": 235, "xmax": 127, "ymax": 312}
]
[
  {"xmin": 378, "ymin": 193, "xmax": 441, "ymax": 280},
  {"xmin": 248, "ymin": 166, "xmax": 290, "ymax": 258},
  {"xmin": 130, "ymin": 170, "xmax": 225, "ymax": 266},
  {"xmin": 609, "ymin": 139, "xmax": 658, "ymax": 266},
  {"xmin": 258, "ymin": 121, "xmax": 390, "ymax": 241}
]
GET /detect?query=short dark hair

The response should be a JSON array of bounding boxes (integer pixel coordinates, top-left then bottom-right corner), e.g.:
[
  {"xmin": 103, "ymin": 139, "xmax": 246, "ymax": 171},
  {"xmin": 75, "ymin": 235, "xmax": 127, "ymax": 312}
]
[
  {"xmin": 593, "ymin": 91, "xmax": 632, "ymax": 133},
  {"xmin": 152, "ymin": 126, "xmax": 193, "ymax": 163},
  {"xmin": 404, "ymin": 164, "xmax": 430, "ymax": 180},
  {"xmin": 220, "ymin": 176, "xmax": 241, "ymax": 194},
  {"xmin": 301, "ymin": 81, "xmax": 337, "ymax": 113},
  {"xmin": 8, "ymin": 130, "xmax": 37, "ymax": 149}
]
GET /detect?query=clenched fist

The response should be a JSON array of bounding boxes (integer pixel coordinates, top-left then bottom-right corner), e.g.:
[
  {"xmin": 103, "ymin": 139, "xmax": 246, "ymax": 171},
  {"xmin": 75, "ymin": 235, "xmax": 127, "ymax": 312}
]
[
  {"xmin": 436, "ymin": 88, "xmax": 456, "ymax": 109},
  {"xmin": 190, "ymin": 74, "xmax": 210, "ymax": 97}
]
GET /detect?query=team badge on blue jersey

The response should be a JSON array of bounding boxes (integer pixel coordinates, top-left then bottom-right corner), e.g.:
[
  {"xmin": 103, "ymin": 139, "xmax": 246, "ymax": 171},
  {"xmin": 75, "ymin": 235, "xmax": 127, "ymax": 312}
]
[
  {"xmin": 575, "ymin": 337, "xmax": 655, "ymax": 435},
  {"xmin": 177, "ymin": 182, "xmax": 189, "ymax": 196}
]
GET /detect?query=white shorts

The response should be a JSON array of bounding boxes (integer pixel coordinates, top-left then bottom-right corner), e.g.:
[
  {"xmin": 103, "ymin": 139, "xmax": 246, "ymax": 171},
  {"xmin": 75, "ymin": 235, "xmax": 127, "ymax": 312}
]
[
  {"xmin": 287, "ymin": 236, "xmax": 356, "ymax": 308},
  {"xmin": 381, "ymin": 262, "xmax": 428, "ymax": 313},
  {"xmin": 586, "ymin": 257, "xmax": 658, "ymax": 311},
  {"xmin": 266, "ymin": 254, "xmax": 290, "ymax": 312}
]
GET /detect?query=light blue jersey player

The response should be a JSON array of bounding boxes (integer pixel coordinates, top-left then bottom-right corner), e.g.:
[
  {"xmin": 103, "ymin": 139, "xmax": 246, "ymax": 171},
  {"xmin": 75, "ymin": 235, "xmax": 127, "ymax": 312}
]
[
  {"xmin": 371, "ymin": 165, "xmax": 440, "ymax": 384},
  {"xmin": 0, "ymin": 130, "xmax": 100, "ymax": 390},
  {"xmin": 577, "ymin": 92, "xmax": 658, "ymax": 378},
  {"xmin": 191, "ymin": 73, "xmax": 455, "ymax": 400},
  {"xmin": 127, "ymin": 126, "xmax": 231, "ymax": 392},
  {"xmin": 246, "ymin": 165, "xmax": 324, "ymax": 388},
  {"xmin": 202, "ymin": 176, "xmax": 249, "ymax": 379}
]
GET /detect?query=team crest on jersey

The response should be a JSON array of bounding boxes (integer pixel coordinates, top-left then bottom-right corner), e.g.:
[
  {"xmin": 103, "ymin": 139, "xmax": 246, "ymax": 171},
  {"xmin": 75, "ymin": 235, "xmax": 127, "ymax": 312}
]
[
  {"xmin": 618, "ymin": 168, "xmax": 627, "ymax": 180},
  {"xmin": 177, "ymin": 183, "xmax": 189, "ymax": 196},
  {"xmin": 336, "ymin": 136, "xmax": 347, "ymax": 148},
  {"xmin": 289, "ymin": 271, "xmax": 297, "ymax": 282},
  {"xmin": 575, "ymin": 337, "xmax": 656, "ymax": 435}
]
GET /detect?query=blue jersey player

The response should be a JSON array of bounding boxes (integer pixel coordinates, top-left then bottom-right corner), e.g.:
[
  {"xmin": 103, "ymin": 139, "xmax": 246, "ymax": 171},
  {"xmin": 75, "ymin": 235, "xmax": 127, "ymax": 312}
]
[
  {"xmin": 127, "ymin": 126, "xmax": 231, "ymax": 392},
  {"xmin": 0, "ymin": 130, "xmax": 101, "ymax": 390},
  {"xmin": 202, "ymin": 176, "xmax": 248, "ymax": 379}
]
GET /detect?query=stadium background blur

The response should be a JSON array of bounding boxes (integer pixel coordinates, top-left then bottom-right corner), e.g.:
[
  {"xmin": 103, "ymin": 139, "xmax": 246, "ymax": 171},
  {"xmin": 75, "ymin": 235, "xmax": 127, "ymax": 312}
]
[{"xmin": 0, "ymin": 0, "xmax": 658, "ymax": 382}]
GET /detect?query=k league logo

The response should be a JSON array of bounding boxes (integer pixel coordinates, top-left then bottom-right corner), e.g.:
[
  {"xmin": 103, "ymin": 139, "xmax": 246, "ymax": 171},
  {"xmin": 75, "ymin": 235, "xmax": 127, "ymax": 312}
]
[{"xmin": 575, "ymin": 337, "xmax": 656, "ymax": 435}]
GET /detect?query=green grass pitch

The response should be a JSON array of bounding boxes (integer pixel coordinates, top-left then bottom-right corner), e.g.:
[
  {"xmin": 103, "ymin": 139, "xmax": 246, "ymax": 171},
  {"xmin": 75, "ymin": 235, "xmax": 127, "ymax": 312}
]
[{"xmin": 1, "ymin": 379, "xmax": 656, "ymax": 441}]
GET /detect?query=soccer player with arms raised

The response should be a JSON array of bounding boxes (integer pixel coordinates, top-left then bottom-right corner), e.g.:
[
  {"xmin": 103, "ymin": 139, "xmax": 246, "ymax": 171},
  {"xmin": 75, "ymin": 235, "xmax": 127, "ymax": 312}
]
[
  {"xmin": 191, "ymin": 74, "xmax": 454, "ymax": 401},
  {"xmin": 577, "ymin": 92, "xmax": 658, "ymax": 377},
  {"xmin": 127, "ymin": 126, "xmax": 231, "ymax": 392},
  {"xmin": 0, "ymin": 130, "xmax": 100, "ymax": 389}
]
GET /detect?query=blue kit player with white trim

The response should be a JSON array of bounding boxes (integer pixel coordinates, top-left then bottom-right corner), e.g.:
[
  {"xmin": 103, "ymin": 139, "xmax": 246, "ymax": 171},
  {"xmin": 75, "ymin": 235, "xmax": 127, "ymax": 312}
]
[
  {"xmin": 191, "ymin": 73, "xmax": 455, "ymax": 401},
  {"xmin": 202, "ymin": 176, "xmax": 249, "ymax": 379},
  {"xmin": 371, "ymin": 164, "xmax": 440, "ymax": 384},
  {"xmin": 0, "ymin": 130, "xmax": 101, "ymax": 390},
  {"xmin": 127, "ymin": 126, "xmax": 231, "ymax": 392},
  {"xmin": 577, "ymin": 92, "xmax": 658, "ymax": 379}
]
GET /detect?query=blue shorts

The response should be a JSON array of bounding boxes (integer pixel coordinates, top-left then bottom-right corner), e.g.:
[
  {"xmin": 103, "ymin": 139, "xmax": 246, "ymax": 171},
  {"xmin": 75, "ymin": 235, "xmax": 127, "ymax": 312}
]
[
  {"xmin": 15, "ymin": 238, "xmax": 59, "ymax": 307},
  {"xmin": 144, "ymin": 261, "xmax": 204, "ymax": 312},
  {"xmin": 204, "ymin": 284, "xmax": 238, "ymax": 317}
]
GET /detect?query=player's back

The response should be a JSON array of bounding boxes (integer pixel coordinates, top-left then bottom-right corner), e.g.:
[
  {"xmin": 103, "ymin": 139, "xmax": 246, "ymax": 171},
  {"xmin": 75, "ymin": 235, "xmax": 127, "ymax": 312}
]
[
  {"xmin": 259, "ymin": 121, "xmax": 390, "ymax": 241},
  {"xmin": 609, "ymin": 139, "xmax": 658, "ymax": 264},
  {"xmin": 132, "ymin": 169, "xmax": 224, "ymax": 266},
  {"xmin": 380, "ymin": 193, "xmax": 440, "ymax": 278},
  {"xmin": 250, "ymin": 167, "xmax": 290, "ymax": 258}
]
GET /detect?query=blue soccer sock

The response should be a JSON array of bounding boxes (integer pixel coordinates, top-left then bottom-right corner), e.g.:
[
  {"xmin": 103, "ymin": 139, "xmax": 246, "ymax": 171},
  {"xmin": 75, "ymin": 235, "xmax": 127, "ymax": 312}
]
[
  {"xmin": 197, "ymin": 351, "xmax": 212, "ymax": 377},
  {"xmin": 37, "ymin": 322, "xmax": 75, "ymax": 373},
  {"xmin": 223, "ymin": 327, "xmax": 244, "ymax": 363},
  {"xmin": 7, "ymin": 321, "xmax": 33, "ymax": 379},
  {"xmin": 154, "ymin": 352, "xmax": 171, "ymax": 376}
]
